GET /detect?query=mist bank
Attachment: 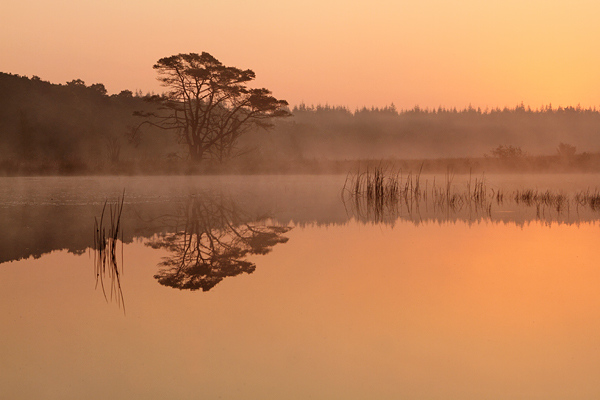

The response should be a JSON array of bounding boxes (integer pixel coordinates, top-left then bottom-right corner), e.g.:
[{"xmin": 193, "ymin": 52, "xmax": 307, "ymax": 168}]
[
  {"xmin": 2, "ymin": 174, "xmax": 600, "ymax": 265},
  {"xmin": 245, "ymin": 103, "xmax": 600, "ymax": 160},
  {"xmin": 1, "ymin": 73, "xmax": 600, "ymax": 175}
]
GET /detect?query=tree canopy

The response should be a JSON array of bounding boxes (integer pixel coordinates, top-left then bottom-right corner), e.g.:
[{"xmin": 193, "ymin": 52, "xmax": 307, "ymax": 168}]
[{"xmin": 135, "ymin": 52, "xmax": 291, "ymax": 162}]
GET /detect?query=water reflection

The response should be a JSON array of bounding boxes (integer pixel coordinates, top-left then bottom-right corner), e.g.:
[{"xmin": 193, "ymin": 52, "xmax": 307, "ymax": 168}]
[
  {"xmin": 1, "ymin": 175, "xmax": 599, "ymax": 268},
  {"xmin": 146, "ymin": 195, "xmax": 291, "ymax": 291},
  {"xmin": 4, "ymin": 175, "xmax": 600, "ymax": 399}
]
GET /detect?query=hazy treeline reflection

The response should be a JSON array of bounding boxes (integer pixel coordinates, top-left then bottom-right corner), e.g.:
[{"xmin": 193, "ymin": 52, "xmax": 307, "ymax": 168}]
[
  {"xmin": 146, "ymin": 195, "xmax": 291, "ymax": 291},
  {"xmin": 1, "ymin": 175, "xmax": 600, "ymax": 267}
]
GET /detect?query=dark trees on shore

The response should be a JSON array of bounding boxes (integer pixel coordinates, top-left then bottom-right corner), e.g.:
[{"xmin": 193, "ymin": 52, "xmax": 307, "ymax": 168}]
[
  {"xmin": 133, "ymin": 52, "xmax": 291, "ymax": 162},
  {"xmin": 4, "ymin": 69, "xmax": 600, "ymax": 174},
  {"xmin": 0, "ymin": 73, "xmax": 158, "ymax": 172}
]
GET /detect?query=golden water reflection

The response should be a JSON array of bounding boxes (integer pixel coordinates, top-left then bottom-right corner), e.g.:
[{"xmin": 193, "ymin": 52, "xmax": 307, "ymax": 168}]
[{"xmin": 1, "ymin": 219, "xmax": 600, "ymax": 399}]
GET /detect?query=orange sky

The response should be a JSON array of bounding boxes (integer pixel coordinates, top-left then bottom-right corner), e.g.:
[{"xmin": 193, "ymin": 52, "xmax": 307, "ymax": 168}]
[{"xmin": 2, "ymin": 0, "xmax": 599, "ymax": 110}]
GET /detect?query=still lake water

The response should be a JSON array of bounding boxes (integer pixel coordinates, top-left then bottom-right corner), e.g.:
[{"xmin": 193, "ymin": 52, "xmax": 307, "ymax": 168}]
[{"xmin": 1, "ymin": 174, "xmax": 600, "ymax": 399}]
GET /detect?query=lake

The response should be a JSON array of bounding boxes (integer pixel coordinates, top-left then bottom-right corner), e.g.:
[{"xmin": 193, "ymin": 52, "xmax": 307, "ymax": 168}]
[{"xmin": 1, "ymin": 174, "xmax": 600, "ymax": 399}]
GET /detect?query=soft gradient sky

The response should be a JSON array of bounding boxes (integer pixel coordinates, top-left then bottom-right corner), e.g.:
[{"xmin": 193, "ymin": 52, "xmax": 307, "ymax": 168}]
[{"xmin": 2, "ymin": 0, "xmax": 599, "ymax": 109}]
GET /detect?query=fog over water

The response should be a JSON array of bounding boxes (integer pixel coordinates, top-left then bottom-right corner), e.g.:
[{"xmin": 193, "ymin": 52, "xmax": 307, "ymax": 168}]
[
  {"xmin": 2, "ymin": 174, "xmax": 600, "ymax": 399},
  {"xmin": 2, "ymin": 174, "xmax": 600, "ymax": 264}
]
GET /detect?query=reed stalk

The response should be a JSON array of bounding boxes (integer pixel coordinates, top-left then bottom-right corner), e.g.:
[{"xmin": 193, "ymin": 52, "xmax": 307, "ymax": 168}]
[{"xmin": 93, "ymin": 190, "xmax": 125, "ymax": 313}]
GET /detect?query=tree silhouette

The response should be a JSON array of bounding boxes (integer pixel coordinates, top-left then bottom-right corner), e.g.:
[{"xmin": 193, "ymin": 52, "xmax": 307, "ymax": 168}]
[
  {"xmin": 557, "ymin": 142, "xmax": 576, "ymax": 159},
  {"xmin": 147, "ymin": 195, "xmax": 291, "ymax": 291},
  {"xmin": 490, "ymin": 145, "xmax": 526, "ymax": 159},
  {"xmin": 133, "ymin": 52, "xmax": 291, "ymax": 162}
]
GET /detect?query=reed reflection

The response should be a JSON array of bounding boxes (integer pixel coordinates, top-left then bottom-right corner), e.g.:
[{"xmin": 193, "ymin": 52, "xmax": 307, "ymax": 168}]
[{"xmin": 146, "ymin": 195, "xmax": 291, "ymax": 291}]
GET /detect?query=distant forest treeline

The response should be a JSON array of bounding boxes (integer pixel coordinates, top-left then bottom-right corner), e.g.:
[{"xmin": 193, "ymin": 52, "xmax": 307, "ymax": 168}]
[
  {"xmin": 1, "ymin": 72, "xmax": 600, "ymax": 174},
  {"xmin": 254, "ymin": 102, "xmax": 600, "ymax": 160}
]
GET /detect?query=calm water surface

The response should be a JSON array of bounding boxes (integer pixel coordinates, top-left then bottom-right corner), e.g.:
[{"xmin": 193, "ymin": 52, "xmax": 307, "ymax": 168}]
[{"xmin": 1, "ymin": 174, "xmax": 600, "ymax": 399}]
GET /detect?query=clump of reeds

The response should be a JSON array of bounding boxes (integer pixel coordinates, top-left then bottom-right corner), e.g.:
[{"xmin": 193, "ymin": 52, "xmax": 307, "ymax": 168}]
[
  {"xmin": 514, "ymin": 189, "xmax": 569, "ymax": 213},
  {"xmin": 491, "ymin": 188, "xmax": 505, "ymax": 205},
  {"xmin": 343, "ymin": 166, "xmax": 600, "ymax": 224},
  {"xmin": 342, "ymin": 165, "xmax": 416, "ymax": 221},
  {"xmin": 93, "ymin": 191, "xmax": 125, "ymax": 313},
  {"xmin": 342, "ymin": 166, "xmax": 492, "ymax": 221},
  {"xmin": 574, "ymin": 189, "xmax": 600, "ymax": 211}
]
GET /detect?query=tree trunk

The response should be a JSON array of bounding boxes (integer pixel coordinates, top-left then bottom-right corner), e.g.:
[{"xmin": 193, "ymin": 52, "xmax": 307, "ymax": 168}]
[{"xmin": 188, "ymin": 144, "xmax": 204, "ymax": 162}]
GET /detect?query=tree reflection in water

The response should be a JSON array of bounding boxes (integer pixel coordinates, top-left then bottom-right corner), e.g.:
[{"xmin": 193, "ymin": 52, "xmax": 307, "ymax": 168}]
[{"xmin": 147, "ymin": 195, "xmax": 291, "ymax": 291}]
